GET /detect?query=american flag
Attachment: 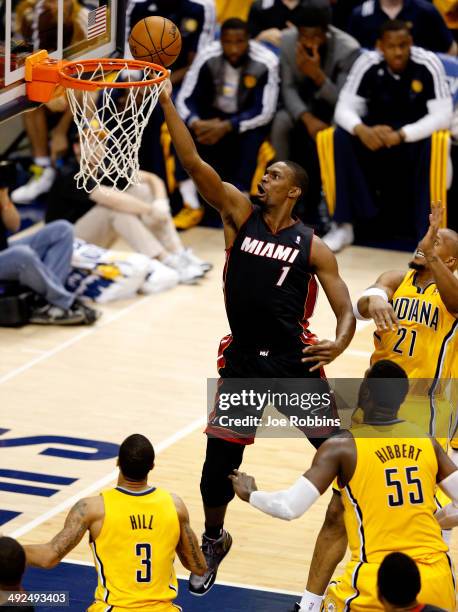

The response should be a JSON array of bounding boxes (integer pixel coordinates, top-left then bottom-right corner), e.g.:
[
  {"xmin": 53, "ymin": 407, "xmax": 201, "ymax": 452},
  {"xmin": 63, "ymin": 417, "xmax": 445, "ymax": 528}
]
[{"xmin": 87, "ymin": 5, "xmax": 107, "ymax": 40}]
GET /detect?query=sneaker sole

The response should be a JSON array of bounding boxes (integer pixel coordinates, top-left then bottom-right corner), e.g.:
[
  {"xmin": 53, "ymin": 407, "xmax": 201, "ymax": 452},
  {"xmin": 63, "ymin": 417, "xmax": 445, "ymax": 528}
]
[{"xmin": 189, "ymin": 534, "xmax": 233, "ymax": 597}]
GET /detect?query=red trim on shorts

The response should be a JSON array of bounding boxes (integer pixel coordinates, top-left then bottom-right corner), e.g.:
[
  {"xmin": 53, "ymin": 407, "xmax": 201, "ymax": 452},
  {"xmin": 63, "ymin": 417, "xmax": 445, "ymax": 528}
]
[
  {"xmin": 216, "ymin": 334, "xmax": 233, "ymax": 371},
  {"xmin": 298, "ymin": 274, "xmax": 319, "ymax": 346}
]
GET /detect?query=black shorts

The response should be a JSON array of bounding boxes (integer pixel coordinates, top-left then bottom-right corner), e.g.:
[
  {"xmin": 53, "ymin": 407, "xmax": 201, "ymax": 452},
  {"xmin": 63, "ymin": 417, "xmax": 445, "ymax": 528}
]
[{"xmin": 205, "ymin": 335, "xmax": 339, "ymax": 445}]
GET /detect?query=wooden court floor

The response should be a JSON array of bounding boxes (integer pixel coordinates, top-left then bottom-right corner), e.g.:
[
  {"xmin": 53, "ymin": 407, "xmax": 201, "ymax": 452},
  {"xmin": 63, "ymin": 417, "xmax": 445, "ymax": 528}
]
[{"xmin": 1, "ymin": 227, "xmax": 456, "ymax": 600}]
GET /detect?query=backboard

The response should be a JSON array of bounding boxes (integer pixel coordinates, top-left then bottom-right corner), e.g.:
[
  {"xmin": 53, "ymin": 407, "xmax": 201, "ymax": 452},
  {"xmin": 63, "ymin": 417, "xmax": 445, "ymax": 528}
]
[{"xmin": 0, "ymin": 0, "xmax": 126, "ymax": 121}]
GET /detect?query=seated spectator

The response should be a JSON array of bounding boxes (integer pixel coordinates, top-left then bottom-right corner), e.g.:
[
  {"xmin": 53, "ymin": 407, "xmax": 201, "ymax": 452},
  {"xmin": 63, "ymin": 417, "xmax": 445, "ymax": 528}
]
[
  {"xmin": 324, "ymin": 20, "xmax": 452, "ymax": 252},
  {"xmin": 46, "ymin": 148, "xmax": 209, "ymax": 289},
  {"xmin": 11, "ymin": 0, "xmax": 87, "ymax": 205},
  {"xmin": 0, "ymin": 537, "xmax": 33, "ymax": 611},
  {"xmin": 271, "ymin": 2, "xmax": 360, "ymax": 225},
  {"xmin": 347, "ymin": 0, "xmax": 457, "ymax": 54},
  {"xmin": 0, "ymin": 186, "xmax": 98, "ymax": 325},
  {"xmin": 248, "ymin": 0, "xmax": 302, "ymax": 49},
  {"xmin": 176, "ymin": 17, "xmax": 279, "ymax": 218},
  {"xmin": 378, "ymin": 552, "xmax": 447, "ymax": 611}
]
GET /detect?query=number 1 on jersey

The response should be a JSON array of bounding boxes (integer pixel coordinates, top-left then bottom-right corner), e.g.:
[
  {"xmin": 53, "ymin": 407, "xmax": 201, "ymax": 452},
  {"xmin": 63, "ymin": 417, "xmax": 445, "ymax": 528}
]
[{"xmin": 276, "ymin": 266, "xmax": 291, "ymax": 287}]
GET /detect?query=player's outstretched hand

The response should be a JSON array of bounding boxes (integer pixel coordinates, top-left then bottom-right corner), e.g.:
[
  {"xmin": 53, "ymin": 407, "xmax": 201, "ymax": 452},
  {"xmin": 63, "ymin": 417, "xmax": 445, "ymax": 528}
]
[
  {"xmin": 158, "ymin": 76, "xmax": 172, "ymax": 104},
  {"xmin": 301, "ymin": 339, "xmax": 342, "ymax": 371},
  {"xmin": 418, "ymin": 201, "xmax": 443, "ymax": 257},
  {"xmin": 229, "ymin": 470, "xmax": 257, "ymax": 502},
  {"xmin": 368, "ymin": 297, "xmax": 398, "ymax": 332}
]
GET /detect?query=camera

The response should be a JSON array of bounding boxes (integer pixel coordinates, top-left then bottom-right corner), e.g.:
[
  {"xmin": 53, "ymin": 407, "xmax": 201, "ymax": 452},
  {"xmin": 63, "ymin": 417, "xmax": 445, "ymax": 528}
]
[{"xmin": 0, "ymin": 160, "xmax": 17, "ymax": 189}]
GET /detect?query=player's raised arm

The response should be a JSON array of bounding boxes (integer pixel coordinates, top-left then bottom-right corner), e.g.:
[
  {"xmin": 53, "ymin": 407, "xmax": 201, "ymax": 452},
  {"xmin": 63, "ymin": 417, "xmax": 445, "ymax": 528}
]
[
  {"xmin": 229, "ymin": 435, "xmax": 354, "ymax": 521},
  {"xmin": 417, "ymin": 204, "xmax": 458, "ymax": 318},
  {"xmin": 158, "ymin": 80, "xmax": 251, "ymax": 227},
  {"xmin": 432, "ymin": 439, "xmax": 458, "ymax": 529},
  {"xmin": 354, "ymin": 269, "xmax": 405, "ymax": 332},
  {"xmin": 302, "ymin": 237, "xmax": 356, "ymax": 372},
  {"xmin": 172, "ymin": 494, "xmax": 207, "ymax": 576},
  {"xmin": 23, "ymin": 497, "xmax": 98, "ymax": 569}
]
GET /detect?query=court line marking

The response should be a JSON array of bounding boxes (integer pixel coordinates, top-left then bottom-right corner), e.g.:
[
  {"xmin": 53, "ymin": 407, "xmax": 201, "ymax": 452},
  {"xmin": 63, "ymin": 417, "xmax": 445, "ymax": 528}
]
[
  {"xmin": 1, "ymin": 301, "xmax": 375, "ymax": 387},
  {"xmin": 0, "ymin": 296, "xmax": 152, "ymax": 386},
  {"xmin": 59, "ymin": 559, "xmax": 302, "ymax": 596},
  {"xmin": 9, "ymin": 416, "xmax": 206, "ymax": 539},
  {"xmin": 346, "ymin": 349, "xmax": 371, "ymax": 358}
]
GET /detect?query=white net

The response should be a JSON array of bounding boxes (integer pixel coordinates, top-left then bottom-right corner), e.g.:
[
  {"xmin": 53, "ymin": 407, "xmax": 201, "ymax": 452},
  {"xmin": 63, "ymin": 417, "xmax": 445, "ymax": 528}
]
[{"xmin": 64, "ymin": 61, "xmax": 166, "ymax": 192}]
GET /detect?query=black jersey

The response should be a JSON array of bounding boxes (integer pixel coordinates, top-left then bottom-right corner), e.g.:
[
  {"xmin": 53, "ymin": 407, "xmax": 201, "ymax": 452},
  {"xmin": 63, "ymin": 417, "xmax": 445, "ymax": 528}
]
[{"xmin": 224, "ymin": 206, "xmax": 318, "ymax": 350}]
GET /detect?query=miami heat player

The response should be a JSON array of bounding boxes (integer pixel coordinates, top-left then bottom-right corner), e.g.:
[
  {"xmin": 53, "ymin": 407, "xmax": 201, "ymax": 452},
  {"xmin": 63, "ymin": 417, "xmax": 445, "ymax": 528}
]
[{"xmin": 158, "ymin": 78, "xmax": 355, "ymax": 596}]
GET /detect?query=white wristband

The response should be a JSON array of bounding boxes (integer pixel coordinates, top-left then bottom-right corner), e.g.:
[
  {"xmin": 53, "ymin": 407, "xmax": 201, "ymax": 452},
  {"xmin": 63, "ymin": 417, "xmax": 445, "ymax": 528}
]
[
  {"xmin": 353, "ymin": 300, "xmax": 369, "ymax": 321},
  {"xmin": 361, "ymin": 287, "xmax": 389, "ymax": 301},
  {"xmin": 249, "ymin": 476, "xmax": 320, "ymax": 521}
]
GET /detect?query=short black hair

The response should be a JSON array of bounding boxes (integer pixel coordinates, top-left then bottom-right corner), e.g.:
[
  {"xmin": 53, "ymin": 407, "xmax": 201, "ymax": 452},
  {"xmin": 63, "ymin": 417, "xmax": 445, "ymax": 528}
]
[
  {"xmin": 379, "ymin": 19, "xmax": 412, "ymax": 39},
  {"xmin": 292, "ymin": 1, "xmax": 331, "ymax": 30},
  {"xmin": 378, "ymin": 552, "xmax": 420, "ymax": 606},
  {"xmin": 284, "ymin": 160, "xmax": 309, "ymax": 197},
  {"xmin": 0, "ymin": 537, "xmax": 26, "ymax": 586},
  {"xmin": 221, "ymin": 18, "xmax": 249, "ymax": 35},
  {"xmin": 366, "ymin": 360, "xmax": 409, "ymax": 411},
  {"xmin": 118, "ymin": 434, "xmax": 155, "ymax": 481}
]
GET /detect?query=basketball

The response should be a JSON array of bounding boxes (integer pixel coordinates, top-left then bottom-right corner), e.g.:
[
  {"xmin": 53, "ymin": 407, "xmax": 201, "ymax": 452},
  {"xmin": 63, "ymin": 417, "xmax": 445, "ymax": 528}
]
[{"xmin": 128, "ymin": 17, "xmax": 182, "ymax": 67}]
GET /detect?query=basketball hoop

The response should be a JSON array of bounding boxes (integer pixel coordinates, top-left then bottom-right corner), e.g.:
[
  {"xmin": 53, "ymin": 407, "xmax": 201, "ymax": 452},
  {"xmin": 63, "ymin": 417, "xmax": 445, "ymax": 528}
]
[{"xmin": 25, "ymin": 51, "xmax": 168, "ymax": 192}]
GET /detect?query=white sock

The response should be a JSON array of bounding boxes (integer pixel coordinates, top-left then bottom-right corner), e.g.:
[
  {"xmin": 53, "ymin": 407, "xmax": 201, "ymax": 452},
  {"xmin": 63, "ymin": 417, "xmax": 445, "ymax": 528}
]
[
  {"xmin": 34, "ymin": 156, "xmax": 51, "ymax": 168},
  {"xmin": 299, "ymin": 589, "xmax": 323, "ymax": 611},
  {"xmin": 179, "ymin": 179, "xmax": 200, "ymax": 209}
]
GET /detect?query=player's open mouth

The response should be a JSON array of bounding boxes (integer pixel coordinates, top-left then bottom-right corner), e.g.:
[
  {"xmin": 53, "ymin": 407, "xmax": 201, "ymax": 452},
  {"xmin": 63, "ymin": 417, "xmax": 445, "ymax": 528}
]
[
  {"xmin": 415, "ymin": 249, "xmax": 425, "ymax": 258},
  {"xmin": 257, "ymin": 183, "xmax": 266, "ymax": 198}
]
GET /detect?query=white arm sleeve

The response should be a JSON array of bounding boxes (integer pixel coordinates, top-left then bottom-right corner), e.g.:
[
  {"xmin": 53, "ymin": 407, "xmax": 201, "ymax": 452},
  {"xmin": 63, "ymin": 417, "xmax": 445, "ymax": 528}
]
[
  {"xmin": 249, "ymin": 476, "xmax": 320, "ymax": 521},
  {"xmin": 334, "ymin": 91, "xmax": 367, "ymax": 134},
  {"xmin": 401, "ymin": 97, "xmax": 453, "ymax": 143},
  {"xmin": 436, "ymin": 470, "xmax": 458, "ymax": 529}
]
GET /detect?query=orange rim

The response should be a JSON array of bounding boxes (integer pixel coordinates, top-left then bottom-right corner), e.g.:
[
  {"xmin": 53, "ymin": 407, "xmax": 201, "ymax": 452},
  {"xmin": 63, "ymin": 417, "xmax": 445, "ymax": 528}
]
[{"xmin": 58, "ymin": 58, "xmax": 168, "ymax": 91}]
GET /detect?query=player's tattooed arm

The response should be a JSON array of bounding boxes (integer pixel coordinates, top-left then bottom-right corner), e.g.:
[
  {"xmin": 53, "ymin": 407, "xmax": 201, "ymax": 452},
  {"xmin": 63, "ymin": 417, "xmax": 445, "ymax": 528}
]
[
  {"xmin": 23, "ymin": 498, "xmax": 93, "ymax": 569},
  {"xmin": 173, "ymin": 494, "xmax": 207, "ymax": 576}
]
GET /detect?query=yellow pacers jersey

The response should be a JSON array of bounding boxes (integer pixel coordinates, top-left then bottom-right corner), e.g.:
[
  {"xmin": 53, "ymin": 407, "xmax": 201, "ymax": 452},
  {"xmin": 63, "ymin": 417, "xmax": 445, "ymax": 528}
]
[
  {"xmin": 371, "ymin": 270, "xmax": 458, "ymax": 442},
  {"xmin": 90, "ymin": 486, "xmax": 180, "ymax": 610},
  {"xmin": 341, "ymin": 421, "xmax": 447, "ymax": 565},
  {"xmin": 372, "ymin": 270, "xmax": 457, "ymax": 379}
]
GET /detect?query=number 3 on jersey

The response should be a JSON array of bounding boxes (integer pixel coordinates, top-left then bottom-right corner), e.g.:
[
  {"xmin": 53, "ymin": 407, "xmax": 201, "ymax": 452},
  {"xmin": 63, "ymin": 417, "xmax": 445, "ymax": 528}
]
[
  {"xmin": 135, "ymin": 543, "xmax": 152, "ymax": 582},
  {"xmin": 393, "ymin": 327, "xmax": 417, "ymax": 357}
]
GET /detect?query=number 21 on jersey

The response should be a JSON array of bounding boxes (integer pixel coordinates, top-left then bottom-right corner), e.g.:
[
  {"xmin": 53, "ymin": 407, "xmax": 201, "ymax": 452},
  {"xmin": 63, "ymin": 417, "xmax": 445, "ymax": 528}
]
[{"xmin": 393, "ymin": 328, "xmax": 417, "ymax": 357}]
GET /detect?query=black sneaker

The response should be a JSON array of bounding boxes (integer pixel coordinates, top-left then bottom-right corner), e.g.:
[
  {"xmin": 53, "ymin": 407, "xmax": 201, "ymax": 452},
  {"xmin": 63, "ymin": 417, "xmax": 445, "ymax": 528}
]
[
  {"xmin": 188, "ymin": 530, "xmax": 232, "ymax": 596},
  {"xmin": 30, "ymin": 304, "xmax": 86, "ymax": 325},
  {"xmin": 72, "ymin": 299, "xmax": 100, "ymax": 325}
]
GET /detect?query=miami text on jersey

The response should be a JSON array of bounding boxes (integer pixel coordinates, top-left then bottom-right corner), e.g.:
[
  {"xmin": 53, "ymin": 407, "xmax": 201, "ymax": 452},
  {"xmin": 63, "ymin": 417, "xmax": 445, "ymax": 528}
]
[{"xmin": 240, "ymin": 236, "xmax": 300, "ymax": 263}]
